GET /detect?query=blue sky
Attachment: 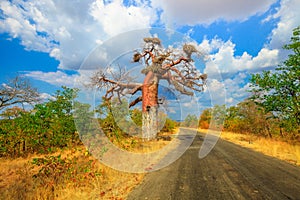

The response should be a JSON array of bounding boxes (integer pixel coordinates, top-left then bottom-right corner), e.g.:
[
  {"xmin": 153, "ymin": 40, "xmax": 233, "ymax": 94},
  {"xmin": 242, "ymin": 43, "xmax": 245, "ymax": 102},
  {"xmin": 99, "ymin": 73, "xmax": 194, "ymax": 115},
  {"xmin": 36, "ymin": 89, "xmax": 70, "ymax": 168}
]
[{"xmin": 0, "ymin": 0, "xmax": 300, "ymax": 117}]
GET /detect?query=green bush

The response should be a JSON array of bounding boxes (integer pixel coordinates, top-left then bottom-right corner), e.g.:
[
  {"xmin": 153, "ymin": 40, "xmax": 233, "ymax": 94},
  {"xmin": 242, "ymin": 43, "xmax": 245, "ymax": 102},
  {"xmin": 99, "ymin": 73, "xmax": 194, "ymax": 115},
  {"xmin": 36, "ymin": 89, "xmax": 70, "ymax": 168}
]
[{"xmin": 0, "ymin": 87, "xmax": 81, "ymax": 157}]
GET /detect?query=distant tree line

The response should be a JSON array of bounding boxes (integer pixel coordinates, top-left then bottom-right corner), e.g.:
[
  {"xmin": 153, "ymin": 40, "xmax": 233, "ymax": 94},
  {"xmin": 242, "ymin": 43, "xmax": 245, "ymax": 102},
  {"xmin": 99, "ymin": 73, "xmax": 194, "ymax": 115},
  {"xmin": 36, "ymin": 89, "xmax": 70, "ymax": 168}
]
[
  {"xmin": 0, "ymin": 79, "xmax": 178, "ymax": 157},
  {"xmin": 181, "ymin": 114, "xmax": 199, "ymax": 128},
  {"xmin": 199, "ymin": 26, "xmax": 300, "ymax": 142}
]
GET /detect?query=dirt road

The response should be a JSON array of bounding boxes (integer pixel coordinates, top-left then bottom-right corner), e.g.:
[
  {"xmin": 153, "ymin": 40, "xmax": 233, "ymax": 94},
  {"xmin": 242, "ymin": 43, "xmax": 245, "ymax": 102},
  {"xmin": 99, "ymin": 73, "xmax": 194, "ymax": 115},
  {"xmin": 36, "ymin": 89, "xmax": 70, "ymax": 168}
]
[{"xmin": 127, "ymin": 129, "xmax": 300, "ymax": 200}]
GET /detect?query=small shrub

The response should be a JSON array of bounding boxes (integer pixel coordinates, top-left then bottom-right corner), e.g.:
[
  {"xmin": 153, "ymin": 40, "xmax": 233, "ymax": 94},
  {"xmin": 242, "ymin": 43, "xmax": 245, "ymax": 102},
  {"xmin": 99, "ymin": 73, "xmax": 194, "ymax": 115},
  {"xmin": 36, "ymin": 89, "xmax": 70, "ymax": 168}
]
[{"xmin": 32, "ymin": 155, "xmax": 101, "ymax": 188}]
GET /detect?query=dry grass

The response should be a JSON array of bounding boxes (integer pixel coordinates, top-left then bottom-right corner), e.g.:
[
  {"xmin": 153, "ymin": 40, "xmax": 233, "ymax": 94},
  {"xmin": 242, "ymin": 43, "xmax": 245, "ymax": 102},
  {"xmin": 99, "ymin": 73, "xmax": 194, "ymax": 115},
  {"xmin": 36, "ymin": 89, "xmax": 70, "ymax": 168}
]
[
  {"xmin": 200, "ymin": 129, "xmax": 300, "ymax": 167},
  {"xmin": 55, "ymin": 164, "xmax": 144, "ymax": 200},
  {"xmin": 108, "ymin": 130, "xmax": 179, "ymax": 154},
  {"xmin": 0, "ymin": 146, "xmax": 144, "ymax": 200},
  {"xmin": 0, "ymin": 130, "xmax": 179, "ymax": 200},
  {"xmin": 115, "ymin": 130, "xmax": 177, "ymax": 153}
]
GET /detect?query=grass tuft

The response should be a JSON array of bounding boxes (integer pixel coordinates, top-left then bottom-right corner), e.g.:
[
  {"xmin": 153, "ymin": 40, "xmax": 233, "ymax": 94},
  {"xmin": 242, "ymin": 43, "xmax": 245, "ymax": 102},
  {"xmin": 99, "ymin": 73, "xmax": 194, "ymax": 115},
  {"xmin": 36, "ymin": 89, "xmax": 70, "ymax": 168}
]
[
  {"xmin": 216, "ymin": 130, "xmax": 300, "ymax": 166},
  {"xmin": 0, "ymin": 146, "xmax": 144, "ymax": 200}
]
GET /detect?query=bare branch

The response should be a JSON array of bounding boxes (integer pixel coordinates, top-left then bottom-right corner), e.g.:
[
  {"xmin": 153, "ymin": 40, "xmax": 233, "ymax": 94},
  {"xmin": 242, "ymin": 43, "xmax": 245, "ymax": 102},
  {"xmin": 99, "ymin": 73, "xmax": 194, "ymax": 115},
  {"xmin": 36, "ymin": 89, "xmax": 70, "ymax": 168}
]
[
  {"xmin": 129, "ymin": 96, "xmax": 142, "ymax": 108},
  {"xmin": 171, "ymin": 79, "xmax": 194, "ymax": 96},
  {"xmin": 130, "ymin": 85, "xmax": 143, "ymax": 95},
  {"xmin": 90, "ymin": 69, "xmax": 143, "ymax": 101},
  {"xmin": 162, "ymin": 57, "xmax": 190, "ymax": 70},
  {"xmin": 91, "ymin": 37, "xmax": 207, "ymax": 110},
  {"xmin": 0, "ymin": 76, "xmax": 40, "ymax": 110}
]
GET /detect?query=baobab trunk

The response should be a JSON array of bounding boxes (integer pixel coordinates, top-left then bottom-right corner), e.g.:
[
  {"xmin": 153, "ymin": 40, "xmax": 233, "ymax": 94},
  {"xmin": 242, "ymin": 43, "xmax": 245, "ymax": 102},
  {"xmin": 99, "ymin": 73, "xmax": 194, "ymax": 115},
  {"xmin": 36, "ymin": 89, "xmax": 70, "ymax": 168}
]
[{"xmin": 142, "ymin": 71, "xmax": 159, "ymax": 141}]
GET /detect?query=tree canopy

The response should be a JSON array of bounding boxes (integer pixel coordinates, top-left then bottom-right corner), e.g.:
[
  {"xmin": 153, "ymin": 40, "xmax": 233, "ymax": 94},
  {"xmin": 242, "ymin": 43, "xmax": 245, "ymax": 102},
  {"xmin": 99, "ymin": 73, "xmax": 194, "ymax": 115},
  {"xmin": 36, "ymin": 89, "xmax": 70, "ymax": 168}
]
[{"xmin": 250, "ymin": 26, "xmax": 300, "ymax": 129}]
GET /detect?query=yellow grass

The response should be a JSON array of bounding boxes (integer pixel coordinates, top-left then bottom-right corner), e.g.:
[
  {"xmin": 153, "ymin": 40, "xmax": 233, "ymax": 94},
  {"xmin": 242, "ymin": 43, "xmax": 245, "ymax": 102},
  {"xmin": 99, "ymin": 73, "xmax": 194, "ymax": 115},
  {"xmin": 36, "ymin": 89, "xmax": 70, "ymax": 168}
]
[
  {"xmin": 213, "ymin": 130, "xmax": 300, "ymax": 166},
  {"xmin": 0, "ymin": 146, "xmax": 144, "ymax": 200},
  {"xmin": 0, "ymin": 129, "xmax": 179, "ymax": 200},
  {"xmin": 115, "ymin": 129, "xmax": 177, "ymax": 153}
]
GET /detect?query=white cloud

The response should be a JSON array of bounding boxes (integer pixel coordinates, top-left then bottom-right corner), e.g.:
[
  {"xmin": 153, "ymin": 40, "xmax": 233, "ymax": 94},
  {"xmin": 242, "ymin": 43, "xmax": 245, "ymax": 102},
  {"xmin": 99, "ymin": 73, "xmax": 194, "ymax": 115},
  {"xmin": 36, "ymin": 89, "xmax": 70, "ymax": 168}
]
[
  {"xmin": 196, "ymin": 37, "xmax": 279, "ymax": 106},
  {"xmin": 251, "ymin": 48, "xmax": 279, "ymax": 69},
  {"xmin": 202, "ymin": 79, "xmax": 226, "ymax": 106},
  {"xmin": 201, "ymin": 38, "xmax": 279, "ymax": 76},
  {"xmin": 267, "ymin": 0, "xmax": 300, "ymax": 50},
  {"xmin": 25, "ymin": 71, "xmax": 80, "ymax": 88},
  {"xmin": 201, "ymin": 73, "xmax": 251, "ymax": 108},
  {"xmin": 0, "ymin": 0, "xmax": 156, "ymax": 70},
  {"xmin": 152, "ymin": 0, "xmax": 276, "ymax": 26},
  {"xmin": 39, "ymin": 92, "xmax": 55, "ymax": 101},
  {"xmin": 224, "ymin": 73, "xmax": 250, "ymax": 99},
  {"xmin": 195, "ymin": 0, "xmax": 300, "ymax": 106},
  {"xmin": 24, "ymin": 69, "xmax": 101, "ymax": 93},
  {"xmin": 182, "ymin": 96, "xmax": 200, "ymax": 108},
  {"xmin": 90, "ymin": 0, "xmax": 156, "ymax": 36}
]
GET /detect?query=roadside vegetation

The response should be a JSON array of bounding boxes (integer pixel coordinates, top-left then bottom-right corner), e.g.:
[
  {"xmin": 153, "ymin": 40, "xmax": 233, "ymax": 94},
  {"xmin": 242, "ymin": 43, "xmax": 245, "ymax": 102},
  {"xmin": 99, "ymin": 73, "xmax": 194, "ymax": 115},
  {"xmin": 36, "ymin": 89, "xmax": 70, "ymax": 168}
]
[
  {"xmin": 199, "ymin": 26, "xmax": 300, "ymax": 166},
  {"xmin": 220, "ymin": 131, "xmax": 300, "ymax": 166},
  {"xmin": 0, "ymin": 81, "xmax": 177, "ymax": 199},
  {"xmin": 0, "ymin": 146, "xmax": 144, "ymax": 200},
  {"xmin": 199, "ymin": 26, "xmax": 300, "ymax": 143}
]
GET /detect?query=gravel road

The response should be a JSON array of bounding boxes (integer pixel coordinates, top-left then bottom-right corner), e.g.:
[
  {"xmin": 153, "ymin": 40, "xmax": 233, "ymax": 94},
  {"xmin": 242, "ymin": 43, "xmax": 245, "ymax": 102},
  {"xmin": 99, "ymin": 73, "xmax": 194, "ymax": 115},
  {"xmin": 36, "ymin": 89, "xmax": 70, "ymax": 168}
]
[{"xmin": 127, "ymin": 129, "xmax": 300, "ymax": 200}]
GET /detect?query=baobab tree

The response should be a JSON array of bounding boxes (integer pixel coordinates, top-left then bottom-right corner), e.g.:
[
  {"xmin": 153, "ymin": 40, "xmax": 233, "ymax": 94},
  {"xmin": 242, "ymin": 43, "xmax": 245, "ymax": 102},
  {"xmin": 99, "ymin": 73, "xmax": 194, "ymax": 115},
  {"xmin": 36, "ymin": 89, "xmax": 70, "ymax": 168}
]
[{"xmin": 91, "ymin": 37, "xmax": 207, "ymax": 140}]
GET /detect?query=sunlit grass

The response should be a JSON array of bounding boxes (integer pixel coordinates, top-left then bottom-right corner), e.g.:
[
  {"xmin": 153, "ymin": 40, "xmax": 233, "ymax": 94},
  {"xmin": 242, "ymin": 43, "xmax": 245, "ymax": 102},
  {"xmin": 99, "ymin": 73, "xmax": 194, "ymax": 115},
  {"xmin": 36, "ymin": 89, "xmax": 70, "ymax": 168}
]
[
  {"xmin": 215, "ymin": 130, "xmax": 300, "ymax": 166},
  {"xmin": 0, "ymin": 146, "xmax": 144, "ymax": 200},
  {"xmin": 0, "ymin": 128, "xmax": 180, "ymax": 200}
]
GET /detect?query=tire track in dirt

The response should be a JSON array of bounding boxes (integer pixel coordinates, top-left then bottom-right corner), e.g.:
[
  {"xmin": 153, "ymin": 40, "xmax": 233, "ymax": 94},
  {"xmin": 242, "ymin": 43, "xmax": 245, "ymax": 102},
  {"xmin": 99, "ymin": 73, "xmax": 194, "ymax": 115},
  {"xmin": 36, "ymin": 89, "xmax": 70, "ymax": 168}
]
[{"xmin": 127, "ymin": 129, "xmax": 300, "ymax": 200}]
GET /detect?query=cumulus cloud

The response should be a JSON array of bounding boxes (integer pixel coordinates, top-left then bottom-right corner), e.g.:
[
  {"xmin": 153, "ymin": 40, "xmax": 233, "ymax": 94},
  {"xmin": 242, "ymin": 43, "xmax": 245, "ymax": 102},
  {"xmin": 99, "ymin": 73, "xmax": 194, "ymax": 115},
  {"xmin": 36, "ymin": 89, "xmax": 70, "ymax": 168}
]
[
  {"xmin": 224, "ymin": 73, "xmax": 251, "ymax": 99},
  {"xmin": 39, "ymin": 92, "xmax": 55, "ymax": 101},
  {"xmin": 0, "ymin": 0, "xmax": 156, "ymax": 70},
  {"xmin": 90, "ymin": 0, "xmax": 155, "ymax": 36},
  {"xmin": 266, "ymin": 0, "xmax": 300, "ymax": 53},
  {"xmin": 201, "ymin": 38, "xmax": 279, "ymax": 77},
  {"xmin": 152, "ymin": 0, "xmax": 276, "ymax": 26},
  {"xmin": 24, "ymin": 70, "xmax": 80, "ymax": 88},
  {"xmin": 196, "ymin": 36, "xmax": 280, "ymax": 107},
  {"xmin": 205, "ymin": 79, "xmax": 226, "ymax": 106},
  {"xmin": 0, "ymin": 0, "xmax": 295, "ymax": 74},
  {"xmin": 201, "ymin": 73, "xmax": 251, "ymax": 108}
]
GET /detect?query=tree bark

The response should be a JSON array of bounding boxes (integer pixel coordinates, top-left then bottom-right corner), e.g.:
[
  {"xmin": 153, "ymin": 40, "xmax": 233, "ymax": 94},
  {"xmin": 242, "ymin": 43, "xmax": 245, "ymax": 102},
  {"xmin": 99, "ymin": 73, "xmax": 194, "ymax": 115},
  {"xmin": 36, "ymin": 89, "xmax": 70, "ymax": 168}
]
[{"xmin": 142, "ymin": 71, "xmax": 159, "ymax": 140}]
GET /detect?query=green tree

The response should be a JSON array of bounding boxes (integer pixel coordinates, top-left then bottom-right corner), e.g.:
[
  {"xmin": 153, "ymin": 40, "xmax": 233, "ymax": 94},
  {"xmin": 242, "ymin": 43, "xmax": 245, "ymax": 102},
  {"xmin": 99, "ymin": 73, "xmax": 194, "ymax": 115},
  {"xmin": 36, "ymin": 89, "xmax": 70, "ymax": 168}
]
[
  {"xmin": 182, "ymin": 114, "xmax": 198, "ymax": 128},
  {"xmin": 198, "ymin": 105, "xmax": 226, "ymax": 130},
  {"xmin": 250, "ymin": 26, "xmax": 300, "ymax": 133},
  {"xmin": 95, "ymin": 98, "xmax": 124, "ymax": 141},
  {"xmin": 130, "ymin": 108, "xmax": 143, "ymax": 127},
  {"xmin": 211, "ymin": 105, "xmax": 226, "ymax": 129},
  {"xmin": 224, "ymin": 100, "xmax": 272, "ymax": 136},
  {"xmin": 42, "ymin": 86, "xmax": 79, "ymax": 147},
  {"xmin": 0, "ymin": 86, "xmax": 80, "ymax": 157},
  {"xmin": 73, "ymin": 101, "xmax": 93, "ymax": 136}
]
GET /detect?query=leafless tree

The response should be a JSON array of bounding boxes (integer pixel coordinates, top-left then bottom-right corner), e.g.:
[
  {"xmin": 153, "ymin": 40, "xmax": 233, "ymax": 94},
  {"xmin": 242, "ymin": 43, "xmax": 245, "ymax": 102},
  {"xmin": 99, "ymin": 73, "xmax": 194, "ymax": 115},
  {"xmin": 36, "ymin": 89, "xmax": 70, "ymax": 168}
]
[
  {"xmin": 0, "ymin": 76, "xmax": 40, "ymax": 110},
  {"xmin": 91, "ymin": 37, "xmax": 207, "ymax": 140}
]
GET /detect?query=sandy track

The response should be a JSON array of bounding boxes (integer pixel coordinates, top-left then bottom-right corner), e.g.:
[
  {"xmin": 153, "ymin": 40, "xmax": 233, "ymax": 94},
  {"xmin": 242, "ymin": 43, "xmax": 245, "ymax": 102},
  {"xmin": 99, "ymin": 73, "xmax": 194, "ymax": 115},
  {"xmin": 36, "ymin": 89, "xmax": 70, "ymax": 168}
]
[{"xmin": 128, "ymin": 129, "xmax": 300, "ymax": 200}]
